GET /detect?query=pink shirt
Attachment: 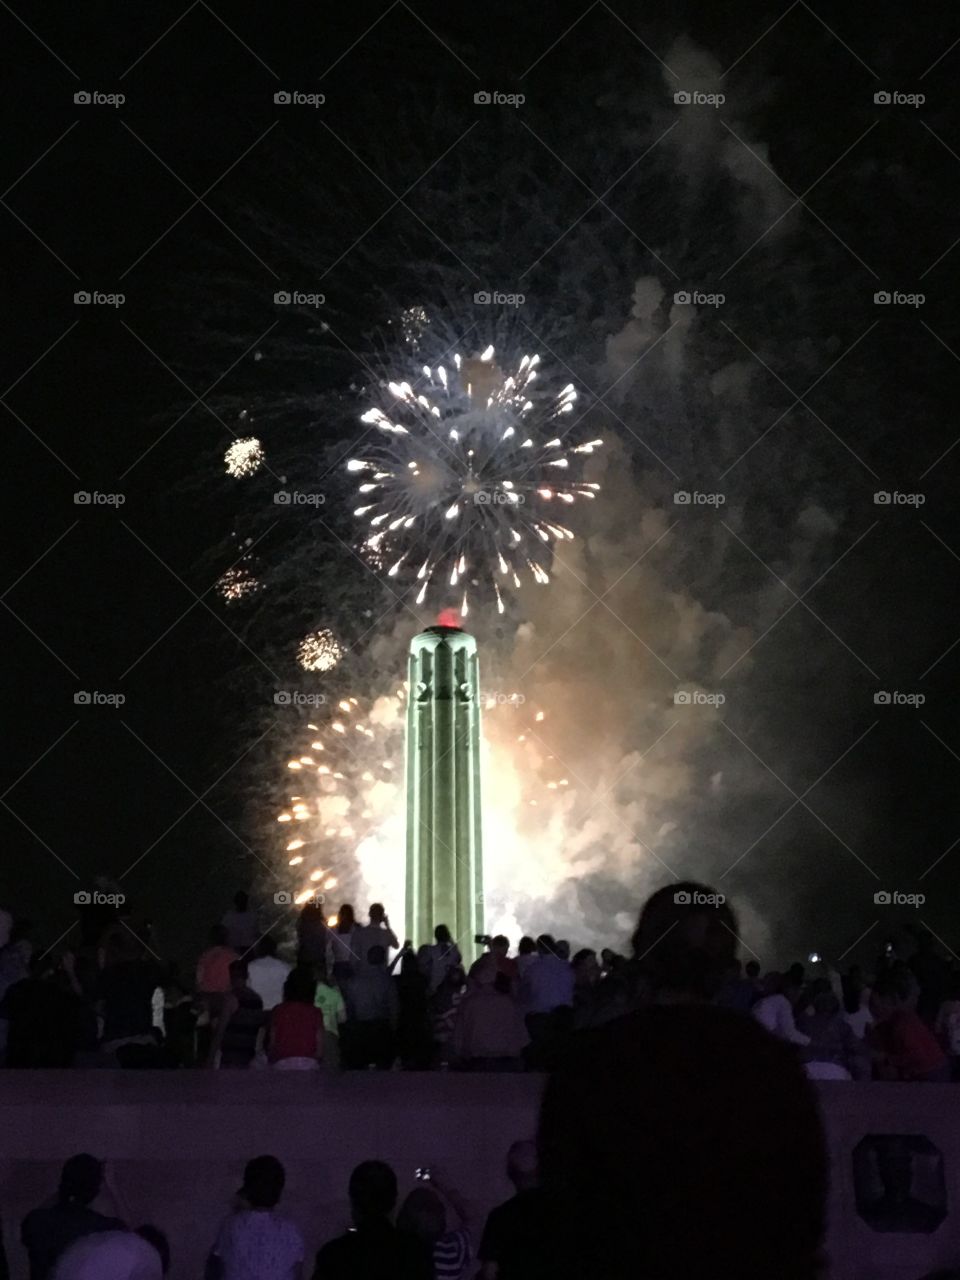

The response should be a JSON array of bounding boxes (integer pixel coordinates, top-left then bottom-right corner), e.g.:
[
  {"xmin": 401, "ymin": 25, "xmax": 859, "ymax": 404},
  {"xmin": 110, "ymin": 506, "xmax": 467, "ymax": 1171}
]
[{"xmin": 197, "ymin": 945, "xmax": 238, "ymax": 994}]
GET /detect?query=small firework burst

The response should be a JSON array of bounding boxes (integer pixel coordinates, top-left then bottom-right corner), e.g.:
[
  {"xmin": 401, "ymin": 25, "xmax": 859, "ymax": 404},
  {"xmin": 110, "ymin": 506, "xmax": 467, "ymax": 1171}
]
[
  {"xmin": 224, "ymin": 437, "xmax": 265, "ymax": 477},
  {"xmin": 297, "ymin": 628, "xmax": 343, "ymax": 672},
  {"xmin": 217, "ymin": 565, "xmax": 261, "ymax": 602}
]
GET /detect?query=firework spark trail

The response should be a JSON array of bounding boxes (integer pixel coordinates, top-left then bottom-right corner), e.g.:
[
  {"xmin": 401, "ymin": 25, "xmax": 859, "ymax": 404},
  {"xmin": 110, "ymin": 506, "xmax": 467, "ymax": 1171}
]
[{"xmin": 347, "ymin": 345, "xmax": 602, "ymax": 615}]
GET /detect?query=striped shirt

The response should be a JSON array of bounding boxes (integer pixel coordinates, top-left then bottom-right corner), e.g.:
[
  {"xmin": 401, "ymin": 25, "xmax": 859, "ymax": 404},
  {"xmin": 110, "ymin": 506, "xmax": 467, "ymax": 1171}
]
[{"xmin": 433, "ymin": 1228, "xmax": 470, "ymax": 1280}]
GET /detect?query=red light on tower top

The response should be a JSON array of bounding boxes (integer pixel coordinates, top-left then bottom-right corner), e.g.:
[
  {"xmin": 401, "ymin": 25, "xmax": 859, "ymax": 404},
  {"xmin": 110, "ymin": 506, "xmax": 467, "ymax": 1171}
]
[{"xmin": 435, "ymin": 607, "xmax": 463, "ymax": 630}]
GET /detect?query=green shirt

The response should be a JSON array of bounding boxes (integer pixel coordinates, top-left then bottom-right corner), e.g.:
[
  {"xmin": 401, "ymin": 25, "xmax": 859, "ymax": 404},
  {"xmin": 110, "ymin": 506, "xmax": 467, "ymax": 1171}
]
[{"xmin": 314, "ymin": 982, "xmax": 346, "ymax": 1035}]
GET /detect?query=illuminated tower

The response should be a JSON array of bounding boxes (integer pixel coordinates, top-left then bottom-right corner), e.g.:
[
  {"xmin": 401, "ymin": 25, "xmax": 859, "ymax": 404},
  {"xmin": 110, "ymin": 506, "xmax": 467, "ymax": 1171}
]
[{"xmin": 405, "ymin": 617, "xmax": 484, "ymax": 949}]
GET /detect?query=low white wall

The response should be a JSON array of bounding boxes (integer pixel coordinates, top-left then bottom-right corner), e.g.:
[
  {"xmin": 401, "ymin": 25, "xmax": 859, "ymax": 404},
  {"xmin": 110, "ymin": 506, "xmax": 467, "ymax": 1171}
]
[{"xmin": 0, "ymin": 1074, "xmax": 957, "ymax": 1280}]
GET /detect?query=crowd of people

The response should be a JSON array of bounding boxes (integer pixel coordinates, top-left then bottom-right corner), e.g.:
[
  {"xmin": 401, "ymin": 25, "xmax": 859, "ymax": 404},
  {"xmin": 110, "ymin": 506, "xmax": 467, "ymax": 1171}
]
[
  {"xmin": 3, "ymin": 883, "xmax": 960, "ymax": 1278},
  {"xmin": 0, "ymin": 1143, "xmax": 534, "ymax": 1279},
  {"xmin": 0, "ymin": 887, "xmax": 958, "ymax": 1080}
]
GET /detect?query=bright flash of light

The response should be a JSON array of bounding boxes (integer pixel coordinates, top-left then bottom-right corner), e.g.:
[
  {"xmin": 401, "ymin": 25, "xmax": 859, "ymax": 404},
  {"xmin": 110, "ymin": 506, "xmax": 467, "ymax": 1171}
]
[
  {"xmin": 348, "ymin": 345, "xmax": 601, "ymax": 611},
  {"xmin": 224, "ymin": 437, "xmax": 265, "ymax": 477},
  {"xmin": 273, "ymin": 685, "xmax": 569, "ymax": 926},
  {"xmin": 297, "ymin": 629, "xmax": 344, "ymax": 672}
]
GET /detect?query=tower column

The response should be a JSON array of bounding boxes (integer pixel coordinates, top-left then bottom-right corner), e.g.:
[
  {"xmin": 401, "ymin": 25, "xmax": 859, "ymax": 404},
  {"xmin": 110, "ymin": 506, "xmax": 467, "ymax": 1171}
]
[{"xmin": 405, "ymin": 624, "xmax": 484, "ymax": 949}]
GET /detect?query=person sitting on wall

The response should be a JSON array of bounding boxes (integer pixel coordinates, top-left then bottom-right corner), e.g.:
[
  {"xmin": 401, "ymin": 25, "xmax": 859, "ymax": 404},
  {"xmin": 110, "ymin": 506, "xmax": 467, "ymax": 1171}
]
[{"xmin": 868, "ymin": 974, "xmax": 949, "ymax": 1081}]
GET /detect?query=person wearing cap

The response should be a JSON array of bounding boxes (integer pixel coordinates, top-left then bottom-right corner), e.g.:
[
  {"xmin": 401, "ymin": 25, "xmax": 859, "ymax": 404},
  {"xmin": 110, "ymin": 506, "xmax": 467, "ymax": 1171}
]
[
  {"xmin": 21, "ymin": 1154, "xmax": 125, "ymax": 1280},
  {"xmin": 207, "ymin": 1156, "xmax": 304, "ymax": 1279}
]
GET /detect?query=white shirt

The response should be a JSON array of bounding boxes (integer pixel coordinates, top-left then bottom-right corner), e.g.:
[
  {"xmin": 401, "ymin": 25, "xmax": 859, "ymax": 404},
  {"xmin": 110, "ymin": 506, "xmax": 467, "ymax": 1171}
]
[
  {"xmin": 54, "ymin": 1231, "xmax": 162, "ymax": 1280},
  {"xmin": 247, "ymin": 956, "xmax": 292, "ymax": 1011},
  {"xmin": 752, "ymin": 994, "xmax": 810, "ymax": 1046},
  {"xmin": 354, "ymin": 921, "xmax": 399, "ymax": 965},
  {"xmin": 214, "ymin": 1209, "xmax": 304, "ymax": 1280}
]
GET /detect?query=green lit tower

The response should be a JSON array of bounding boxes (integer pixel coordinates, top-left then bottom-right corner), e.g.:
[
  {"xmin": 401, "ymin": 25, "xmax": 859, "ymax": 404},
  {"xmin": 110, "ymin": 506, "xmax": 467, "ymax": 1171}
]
[{"xmin": 405, "ymin": 616, "xmax": 484, "ymax": 949}]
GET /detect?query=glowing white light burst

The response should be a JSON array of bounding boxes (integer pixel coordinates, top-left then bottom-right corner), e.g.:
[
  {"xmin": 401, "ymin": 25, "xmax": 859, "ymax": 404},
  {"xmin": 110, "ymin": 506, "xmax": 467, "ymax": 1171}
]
[
  {"xmin": 347, "ymin": 347, "xmax": 602, "ymax": 613},
  {"xmin": 217, "ymin": 565, "xmax": 260, "ymax": 602},
  {"xmin": 297, "ymin": 629, "xmax": 344, "ymax": 672},
  {"xmin": 277, "ymin": 693, "xmax": 406, "ymax": 905},
  {"xmin": 275, "ymin": 688, "xmax": 568, "ymax": 928},
  {"xmin": 224, "ymin": 436, "xmax": 265, "ymax": 477}
]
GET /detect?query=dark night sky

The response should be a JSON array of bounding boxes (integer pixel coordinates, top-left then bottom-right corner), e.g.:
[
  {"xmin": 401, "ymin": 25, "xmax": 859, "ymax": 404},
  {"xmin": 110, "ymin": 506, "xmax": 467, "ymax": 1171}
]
[{"xmin": 2, "ymin": 0, "xmax": 959, "ymax": 964}]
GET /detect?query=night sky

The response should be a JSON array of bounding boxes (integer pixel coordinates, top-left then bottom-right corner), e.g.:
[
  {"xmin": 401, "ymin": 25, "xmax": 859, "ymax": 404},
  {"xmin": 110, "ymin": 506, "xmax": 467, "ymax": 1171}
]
[{"xmin": 2, "ymin": 0, "xmax": 959, "ymax": 964}]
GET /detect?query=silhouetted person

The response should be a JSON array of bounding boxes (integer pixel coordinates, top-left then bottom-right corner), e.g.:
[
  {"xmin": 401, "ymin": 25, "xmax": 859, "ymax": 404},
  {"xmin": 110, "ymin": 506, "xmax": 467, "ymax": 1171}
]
[
  {"xmin": 536, "ymin": 885, "xmax": 828, "ymax": 1280},
  {"xmin": 312, "ymin": 1161, "xmax": 432, "ymax": 1280},
  {"xmin": 21, "ymin": 1155, "xmax": 124, "ymax": 1280}
]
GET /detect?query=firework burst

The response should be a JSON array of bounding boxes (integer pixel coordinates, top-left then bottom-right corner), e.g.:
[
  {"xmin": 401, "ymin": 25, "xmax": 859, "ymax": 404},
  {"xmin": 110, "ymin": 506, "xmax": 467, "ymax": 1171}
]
[
  {"xmin": 348, "ymin": 346, "xmax": 601, "ymax": 615},
  {"xmin": 297, "ymin": 628, "xmax": 344, "ymax": 672},
  {"xmin": 224, "ymin": 436, "xmax": 265, "ymax": 477}
]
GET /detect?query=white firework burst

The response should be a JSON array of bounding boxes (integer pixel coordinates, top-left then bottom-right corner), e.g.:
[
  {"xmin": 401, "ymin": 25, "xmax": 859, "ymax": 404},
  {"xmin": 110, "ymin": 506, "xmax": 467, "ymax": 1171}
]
[
  {"xmin": 297, "ymin": 628, "xmax": 343, "ymax": 672},
  {"xmin": 347, "ymin": 345, "xmax": 601, "ymax": 614},
  {"xmin": 224, "ymin": 436, "xmax": 265, "ymax": 477},
  {"xmin": 217, "ymin": 564, "xmax": 260, "ymax": 602}
]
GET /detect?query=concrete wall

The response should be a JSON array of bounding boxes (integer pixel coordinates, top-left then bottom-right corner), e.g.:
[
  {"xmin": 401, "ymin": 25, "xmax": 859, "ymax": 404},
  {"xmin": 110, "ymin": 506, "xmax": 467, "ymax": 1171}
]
[{"xmin": 0, "ymin": 1073, "xmax": 958, "ymax": 1280}]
